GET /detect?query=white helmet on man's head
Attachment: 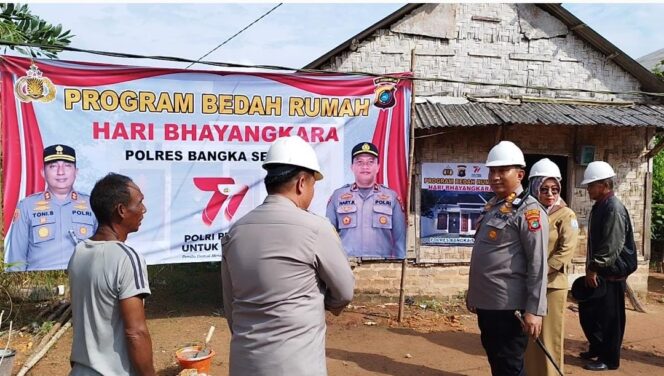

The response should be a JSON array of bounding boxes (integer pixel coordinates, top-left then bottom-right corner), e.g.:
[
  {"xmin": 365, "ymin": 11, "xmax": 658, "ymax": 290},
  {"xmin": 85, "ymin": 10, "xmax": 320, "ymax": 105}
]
[
  {"xmin": 262, "ymin": 136, "xmax": 324, "ymax": 180},
  {"xmin": 529, "ymin": 158, "xmax": 562, "ymax": 180},
  {"xmin": 581, "ymin": 161, "xmax": 615, "ymax": 186},
  {"xmin": 485, "ymin": 141, "xmax": 526, "ymax": 167}
]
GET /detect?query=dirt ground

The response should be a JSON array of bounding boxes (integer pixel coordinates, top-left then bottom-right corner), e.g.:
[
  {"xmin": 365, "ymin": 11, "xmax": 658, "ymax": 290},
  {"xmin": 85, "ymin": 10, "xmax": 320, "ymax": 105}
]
[{"xmin": 6, "ymin": 270, "xmax": 664, "ymax": 375}]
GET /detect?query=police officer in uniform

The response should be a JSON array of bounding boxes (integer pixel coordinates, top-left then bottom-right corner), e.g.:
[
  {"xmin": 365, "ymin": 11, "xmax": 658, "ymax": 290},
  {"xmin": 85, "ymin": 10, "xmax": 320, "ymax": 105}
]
[
  {"xmin": 222, "ymin": 136, "xmax": 354, "ymax": 375},
  {"xmin": 466, "ymin": 141, "xmax": 549, "ymax": 376},
  {"xmin": 5, "ymin": 144, "xmax": 97, "ymax": 271},
  {"xmin": 326, "ymin": 142, "xmax": 406, "ymax": 259}
]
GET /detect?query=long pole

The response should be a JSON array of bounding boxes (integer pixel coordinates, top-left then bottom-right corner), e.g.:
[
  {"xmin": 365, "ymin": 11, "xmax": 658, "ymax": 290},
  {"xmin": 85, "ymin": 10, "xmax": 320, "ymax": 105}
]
[
  {"xmin": 513, "ymin": 311, "xmax": 563, "ymax": 376},
  {"xmin": 398, "ymin": 49, "xmax": 417, "ymax": 323}
]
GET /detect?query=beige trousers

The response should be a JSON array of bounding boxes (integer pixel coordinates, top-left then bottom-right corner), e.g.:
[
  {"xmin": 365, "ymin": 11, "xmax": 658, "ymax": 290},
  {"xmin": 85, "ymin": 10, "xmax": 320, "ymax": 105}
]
[{"xmin": 524, "ymin": 288, "xmax": 567, "ymax": 376}]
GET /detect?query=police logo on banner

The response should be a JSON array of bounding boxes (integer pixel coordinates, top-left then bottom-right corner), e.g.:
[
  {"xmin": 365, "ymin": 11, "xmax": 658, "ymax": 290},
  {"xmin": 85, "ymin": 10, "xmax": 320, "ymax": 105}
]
[
  {"xmin": 14, "ymin": 63, "xmax": 56, "ymax": 103},
  {"xmin": 373, "ymin": 77, "xmax": 398, "ymax": 109}
]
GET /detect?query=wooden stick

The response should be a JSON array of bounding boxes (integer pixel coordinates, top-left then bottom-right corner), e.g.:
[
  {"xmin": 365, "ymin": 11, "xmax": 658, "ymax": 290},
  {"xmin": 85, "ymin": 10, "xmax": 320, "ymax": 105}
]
[
  {"xmin": 34, "ymin": 305, "xmax": 71, "ymax": 352},
  {"xmin": 399, "ymin": 48, "xmax": 417, "ymax": 323},
  {"xmin": 16, "ymin": 320, "xmax": 71, "ymax": 376},
  {"xmin": 625, "ymin": 281, "xmax": 647, "ymax": 313},
  {"xmin": 44, "ymin": 301, "xmax": 69, "ymax": 323},
  {"xmin": 36, "ymin": 300, "xmax": 62, "ymax": 321},
  {"xmin": 19, "ymin": 300, "xmax": 60, "ymax": 333}
]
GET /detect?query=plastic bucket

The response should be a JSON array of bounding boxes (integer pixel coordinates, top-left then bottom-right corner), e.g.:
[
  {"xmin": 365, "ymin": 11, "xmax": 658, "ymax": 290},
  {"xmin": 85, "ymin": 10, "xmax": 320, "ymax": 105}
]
[
  {"xmin": 175, "ymin": 345, "xmax": 215, "ymax": 374},
  {"xmin": 0, "ymin": 349, "xmax": 16, "ymax": 376}
]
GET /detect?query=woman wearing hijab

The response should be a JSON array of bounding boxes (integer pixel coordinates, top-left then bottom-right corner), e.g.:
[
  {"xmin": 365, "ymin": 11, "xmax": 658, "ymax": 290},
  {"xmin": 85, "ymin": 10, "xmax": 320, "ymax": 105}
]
[{"xmin": 524, "ymin": 158, "xmax": 579, "ymax": 376}]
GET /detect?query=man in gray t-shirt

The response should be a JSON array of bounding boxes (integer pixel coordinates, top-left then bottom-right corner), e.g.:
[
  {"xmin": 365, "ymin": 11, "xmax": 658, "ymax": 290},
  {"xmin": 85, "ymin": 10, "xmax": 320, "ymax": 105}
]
[{"xmin": 68, "ymin": 173, "xmax": 154, "ymax": 376}]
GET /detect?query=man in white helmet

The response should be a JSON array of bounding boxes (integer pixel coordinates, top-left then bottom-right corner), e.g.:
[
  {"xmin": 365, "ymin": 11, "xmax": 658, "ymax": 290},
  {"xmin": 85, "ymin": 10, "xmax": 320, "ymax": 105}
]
[
  {"xmin": 467, "ymin": 141, "xmax": 548, "ymax": 376},
  {"xmin": 221, "ymin": 136, "xmax": 355, "ymax": 376},
  {"xmin": 578, "ymin": 161, "xmax": 635, "ymax": 371}
]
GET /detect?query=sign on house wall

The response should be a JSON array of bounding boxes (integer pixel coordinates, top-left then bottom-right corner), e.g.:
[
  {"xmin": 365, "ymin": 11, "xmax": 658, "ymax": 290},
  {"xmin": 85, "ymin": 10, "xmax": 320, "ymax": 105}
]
[
  {"xmin": 420, "ymin": 163, "xmax": 492, "ymax": 245},
  {"xmin": 1, "ymin": 56, "xmax": 411, "ymax": 270}
]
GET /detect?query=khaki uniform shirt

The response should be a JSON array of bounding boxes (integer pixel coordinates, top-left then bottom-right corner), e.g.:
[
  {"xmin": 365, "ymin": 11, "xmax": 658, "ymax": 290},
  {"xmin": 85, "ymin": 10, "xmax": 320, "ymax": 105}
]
[
  {"xmin": 221, "ymin": 195, "xmax": 355, "ymax": 376},
  {"xmin": 467, "ymin": 188, "xmax": 549, "ymax": 316},
  {"xmin": 546, "ymin": 206, "xmax": 579, "ymax": 289}
]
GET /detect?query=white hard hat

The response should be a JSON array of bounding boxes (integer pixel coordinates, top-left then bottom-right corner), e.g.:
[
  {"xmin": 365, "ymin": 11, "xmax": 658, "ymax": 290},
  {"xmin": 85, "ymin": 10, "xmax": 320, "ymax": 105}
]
[
  {"xmin": 529, "ymin": 158, "xmax": 562, "ymax": 180},
  {"xmin": 485, "ymin": 141, "xmax": 526, "ymax": 167},
  {"xmin": 262, "ymin": 136, "xmax": 323, "ymax": 181},
  {"xmin": 581, "ymin": 161, "xmax": 615, "ymax": 186}
]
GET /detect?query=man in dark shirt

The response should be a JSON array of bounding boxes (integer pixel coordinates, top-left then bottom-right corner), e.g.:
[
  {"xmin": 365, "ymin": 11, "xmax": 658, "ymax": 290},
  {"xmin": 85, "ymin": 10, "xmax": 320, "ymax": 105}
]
[{"xmin": 579, "ymin": 161, "xmax": 635, "ymax": 371}]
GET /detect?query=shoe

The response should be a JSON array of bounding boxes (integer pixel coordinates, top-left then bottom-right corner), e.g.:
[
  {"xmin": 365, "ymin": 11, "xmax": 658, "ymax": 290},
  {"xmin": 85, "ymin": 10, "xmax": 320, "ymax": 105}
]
[
  {"xmin": 580, "ymin": 351, "xmax": 599, "ymax": 360},
  {"xmin": 584, "ymin": 361, "xmax": 608, "ymax": 371}
]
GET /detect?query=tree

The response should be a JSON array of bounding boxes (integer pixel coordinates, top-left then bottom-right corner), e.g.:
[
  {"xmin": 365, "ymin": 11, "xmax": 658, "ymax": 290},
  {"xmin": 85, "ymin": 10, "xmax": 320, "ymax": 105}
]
[
  {"xmin": 0, "ymin": 3, "xmax": 73, "ymax": 58},
  {"xmin": 654, "ymin": 59, "xmax": 664, "ymax": 80}
]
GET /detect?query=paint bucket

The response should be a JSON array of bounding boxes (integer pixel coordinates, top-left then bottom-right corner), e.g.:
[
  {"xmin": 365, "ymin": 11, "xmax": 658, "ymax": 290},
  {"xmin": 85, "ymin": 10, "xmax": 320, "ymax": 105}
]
[
  {"xmin": 0, "ymin": 349, "xmax": 16, "ymax": 376},
  {"xmin": 175, "ymin": 345, "xmax": 215, "ymax": 375}
]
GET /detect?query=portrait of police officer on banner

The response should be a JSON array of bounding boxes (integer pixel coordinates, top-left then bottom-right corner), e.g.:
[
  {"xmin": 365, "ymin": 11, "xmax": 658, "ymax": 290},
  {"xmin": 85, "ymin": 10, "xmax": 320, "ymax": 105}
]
[
  {"xmin": 4, "ymin": 144, "xmax": 97, "ymax": 271},
  {"xmin": 326, "ymin": 142, "xmax": 406, "ymax": 259}
]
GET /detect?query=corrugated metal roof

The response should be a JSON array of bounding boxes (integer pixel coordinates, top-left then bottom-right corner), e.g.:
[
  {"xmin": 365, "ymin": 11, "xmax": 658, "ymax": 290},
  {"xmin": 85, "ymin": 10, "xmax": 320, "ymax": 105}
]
[{"xmin": 415, "ymin": 102, "xmax": 664, "ymax": 129}]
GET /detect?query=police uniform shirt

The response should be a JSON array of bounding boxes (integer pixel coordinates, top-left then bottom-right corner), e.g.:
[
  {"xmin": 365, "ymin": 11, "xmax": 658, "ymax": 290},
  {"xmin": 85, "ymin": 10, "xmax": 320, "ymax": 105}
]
[
  {"xmin": 467, "ymin": 188, "xmax": 549, "ymax": 316},
  {"xmin": 326, "ymin": 183, "xmax": 406, "ymax": 259},
  {"xmin": 221, "ymin": 194, "xmax": 355, "ymax": 376},
  {"xmin": 5, "ymin": 190, "xmax": 97, "ymax": 271}
]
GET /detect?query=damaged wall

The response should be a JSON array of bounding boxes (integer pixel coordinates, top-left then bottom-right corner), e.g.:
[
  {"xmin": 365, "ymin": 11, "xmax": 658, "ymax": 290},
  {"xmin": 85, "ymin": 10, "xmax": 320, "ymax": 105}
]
[{"xmin": 320, "ymin": 3, "xmax": 644, "ymax": 103}]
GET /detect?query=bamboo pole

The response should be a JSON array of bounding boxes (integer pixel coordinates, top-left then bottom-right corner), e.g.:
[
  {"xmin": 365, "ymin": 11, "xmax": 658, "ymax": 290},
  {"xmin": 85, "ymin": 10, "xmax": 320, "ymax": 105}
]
[
  {"xmin": 625, "ymin": 282, "xmax": 647, "ymax": 313},
  {"xmin": 34, "ymin": 304, "xmax": 71, "ymax": 352},
  {"xmin": 398, "ymin": 49, "xmax": 417, "ymax": 323},
  {"xmin": 16, "ymin": 320, "xmax": 71, "ymax": 376}
]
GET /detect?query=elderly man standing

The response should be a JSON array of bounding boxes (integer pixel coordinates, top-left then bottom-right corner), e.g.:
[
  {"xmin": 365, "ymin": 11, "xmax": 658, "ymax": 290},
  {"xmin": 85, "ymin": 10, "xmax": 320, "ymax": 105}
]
[
  {"xmin": 68, "ymin": 173, "xmax": 154, "ymax": 375},
  {"xmin": 578, "ymin": 161, "xmax": 635, "ymax": 371},
  {"xmin": 221, "ymin": 136, "xmax": 355, "ymax": 376},
  {"xmin": 466, "ymin": 141, "xmax": 548, "ymax": 376}
]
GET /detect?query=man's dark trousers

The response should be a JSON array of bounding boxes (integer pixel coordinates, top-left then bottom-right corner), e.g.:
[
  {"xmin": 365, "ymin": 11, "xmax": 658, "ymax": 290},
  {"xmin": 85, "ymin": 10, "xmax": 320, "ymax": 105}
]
[
  {"xmin": 477, "ymin": 309, "xmax": 528, "ymax": 376},
  {"xmin": 578, "ymin": 280, "xmax": 626, "ymax": 369}
]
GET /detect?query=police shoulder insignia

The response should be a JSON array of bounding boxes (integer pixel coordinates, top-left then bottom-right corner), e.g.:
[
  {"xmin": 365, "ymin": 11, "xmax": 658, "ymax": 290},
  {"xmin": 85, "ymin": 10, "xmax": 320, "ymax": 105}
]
[
  {"xmin": 525, "ymin": 209, "xmax": 540, "ymax": 218},
  {"xmin": 525, "ymin": 209, "xmax": 541, "ymax": 232},
  {"xmin": 396, "ymin": 195, "xmax": 405, "ymax": 211}
]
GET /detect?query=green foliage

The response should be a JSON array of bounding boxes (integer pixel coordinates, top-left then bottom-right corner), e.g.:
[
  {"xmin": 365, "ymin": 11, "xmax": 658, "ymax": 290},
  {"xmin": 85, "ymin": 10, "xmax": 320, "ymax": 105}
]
[
  {"xmin": 653, "ymin": 142, "xmax": 664, "ymax": 204},
  {"xmin": 652, "ymin": 134, "xmax": 664, "ymax": 239},
  {"xmin": 652, "ymin": 204, "xmax": 664, "ymax": 240},
  {"xmin": 0, "ymin": 3, "xmax": 73, "ymax": 58},
  {"xmin": 653, "ymin": 60, "xmax": 664, "ymax": 80},
  {"xmin": 39, "ymin": 320, "xmax": 54, "ymax": 335}
]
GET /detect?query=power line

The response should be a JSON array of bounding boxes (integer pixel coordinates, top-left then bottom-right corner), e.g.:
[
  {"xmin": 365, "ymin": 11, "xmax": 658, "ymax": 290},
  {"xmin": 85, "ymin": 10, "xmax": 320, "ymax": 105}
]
[
  {"xmin": 1, "ymin": 40, "xmax": 663, "ymax": 98},
  {"xmin": 186, "ymin": 3, "xmax": 283, "ymax": 69}
]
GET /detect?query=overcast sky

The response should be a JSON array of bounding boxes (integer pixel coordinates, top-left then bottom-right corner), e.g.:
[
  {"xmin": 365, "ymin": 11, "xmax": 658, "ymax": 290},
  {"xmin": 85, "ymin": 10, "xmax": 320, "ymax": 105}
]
[{"xmin": 16, "ymin": 2, "xmax": 664, "ymax": 70}]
